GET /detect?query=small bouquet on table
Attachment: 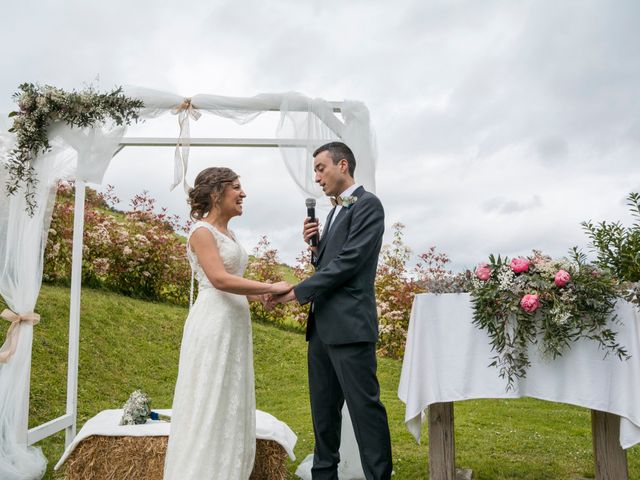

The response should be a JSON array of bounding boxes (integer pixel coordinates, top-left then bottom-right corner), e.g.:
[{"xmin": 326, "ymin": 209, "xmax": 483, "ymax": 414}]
[{"xmin": 120, "ymin": 389, "xmax": 171, "ymax": 425}]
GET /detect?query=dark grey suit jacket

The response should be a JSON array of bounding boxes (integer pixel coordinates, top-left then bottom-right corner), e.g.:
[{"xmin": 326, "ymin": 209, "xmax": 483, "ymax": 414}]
[{"xmin": 293, "ymin": 186, "xmax": 384, "ymax": 345}]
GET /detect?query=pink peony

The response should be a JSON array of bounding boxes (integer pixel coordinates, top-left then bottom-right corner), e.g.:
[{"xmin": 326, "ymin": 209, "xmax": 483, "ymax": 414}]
[
  {"xmin": 554, "ymin": 269, "xmax": 571, "ymax": 287},
  {"xmin": 510, "ymin": 257, "xmax": 530, "ymax": 273},
  {"xmin": 475, "ymin": 263, "xmax": 491, "ymax": 281},
  {"xmin": 520, "ymin": 294, "xmax": 540, "ymax": 313}
]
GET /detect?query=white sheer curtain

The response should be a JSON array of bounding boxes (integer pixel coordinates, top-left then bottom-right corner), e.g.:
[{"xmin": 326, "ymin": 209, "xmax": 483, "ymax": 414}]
[
  {"xmin": 124, "ymin": 87, "xmax": 378, "ymax": 197},
  {"xmin": 277, "ymin": 95, "xmax": 377, "ymax": 199},
  {"xmin": 124, "ymin": 87, "xmax": 272, "ymax": 193},
  {"xmin": 276, "ymin": 95, "xmax": 339, "ymax": 199},
  {"xmin": 340, "ymin": 100, "xmax": 377, "ymax": 193},
  {"xmin": 0, "ymin": 122, "xmax": 125, "ymax": 480},
  {"xmin": 0, "ymin": 131, "xmax": 50, "ymax": 480}
]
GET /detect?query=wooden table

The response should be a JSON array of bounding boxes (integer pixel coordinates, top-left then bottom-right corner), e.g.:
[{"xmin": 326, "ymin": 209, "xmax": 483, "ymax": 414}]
[
  {"xmin": 427, "ymin": 403, "xmax": 627, "ymax": 480},
  {"xmin": 398, "ymin": 293, "xmax": 640, "ymax": 480}
]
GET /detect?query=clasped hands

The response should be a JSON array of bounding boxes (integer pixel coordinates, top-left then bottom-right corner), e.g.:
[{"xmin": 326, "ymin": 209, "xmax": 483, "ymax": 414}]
[
  {"xmin": 251, "ymin": 281, "xmax": 296, "ymax": 310},
  {"xmin": 255, "ymin": 217, "xmax": 320, "ymax": 310},
  {"xmin": 264, "ymin": 288, "xmax": 297, "ymax": 310},
  {"xmin": 261, "ymin": 216, "xmax": 320, "ymax": 308}
]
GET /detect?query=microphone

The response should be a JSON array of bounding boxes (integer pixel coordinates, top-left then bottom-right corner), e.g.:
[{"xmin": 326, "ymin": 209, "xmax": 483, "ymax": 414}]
[{"xmin": 305, "ymin": 198, "xmax": 318, "ymax": 247}]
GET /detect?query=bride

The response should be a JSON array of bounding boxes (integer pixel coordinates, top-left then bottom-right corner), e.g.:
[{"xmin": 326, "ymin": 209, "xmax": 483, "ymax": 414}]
[{"xmin": 163, "ymin": 167, "xmax": 292, "ymax": 480}]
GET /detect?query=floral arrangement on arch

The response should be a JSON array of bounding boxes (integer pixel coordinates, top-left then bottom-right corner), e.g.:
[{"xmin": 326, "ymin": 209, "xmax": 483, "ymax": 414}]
[
  {"xmin": 470, "ymin": 249, "xmax": 629, "ymax": 389},
  {"xmin": 4, "ymin": 82, "xmax": 143, "ymax": 215}
]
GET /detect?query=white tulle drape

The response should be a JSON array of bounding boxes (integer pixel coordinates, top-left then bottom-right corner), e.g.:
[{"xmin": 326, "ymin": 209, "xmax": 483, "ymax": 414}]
[
  {"xmin": 124, "ymin": 87, "xmax": 378, "ymax": 198},
  {"xmin": 0, "ymin": 123, "xmax": 124, "ymax": 480},
  {"xmin": 0, "ymin": 89, "xmax": 377, "ymax": 480},
  {"xmin": 277, "ymin": 95, "xmax": 377, "ymax": 200}
]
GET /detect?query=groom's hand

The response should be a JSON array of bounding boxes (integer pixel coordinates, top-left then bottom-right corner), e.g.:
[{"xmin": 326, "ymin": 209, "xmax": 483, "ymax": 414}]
[
  {"xmin": 303, "ymin": 217, "xmax": 319, "ymax": 255},
  {"xmin": 271, "ymin": 289, "xmax": 297, "ymax": 306}
]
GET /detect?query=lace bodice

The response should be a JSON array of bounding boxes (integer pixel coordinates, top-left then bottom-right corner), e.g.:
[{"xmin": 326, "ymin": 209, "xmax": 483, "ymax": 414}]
[{"xmin": 187, "ymin": 221, "xmax": 248, "ymax": 293}]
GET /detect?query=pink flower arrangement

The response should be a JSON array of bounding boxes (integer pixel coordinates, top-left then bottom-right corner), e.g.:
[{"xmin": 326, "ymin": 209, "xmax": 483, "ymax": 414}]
[
  {"xmin": 554, "ymin": 269, "xmax": 571, "ymax": 287},
  {"xmin": 471, "ymin": 250, "xmax": 626, "ymax": 389},
  {"xmin": 510, "ymin": 257, "xmax": 530, "ymax": 273},
  {"xmin": 475, "ymin": 263, "xmax": 491, "ymax": 281},
  {"xmin": 520, "ymin": 294, "xmax": 540, "ymax": 313}
]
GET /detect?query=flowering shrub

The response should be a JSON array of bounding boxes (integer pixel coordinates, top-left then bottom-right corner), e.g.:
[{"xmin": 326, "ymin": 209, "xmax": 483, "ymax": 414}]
[
  {"xmin": 470, "ymin": 249, "xmax": 629, "ymax": 389},
  {"xmin": 244, "ymin": 237, "xmax": 312, "ymax": 331},
  {"xmin": 288, "ymin": 250, "xmax": 315, "ymax": 327},
  {"xmin": 44, "ymin": 183, "xmax": 191, "ymax": 305},
  {"xmin": 45, "ymin": 184, "xmax": 311, "ymax": 325},
  {"xmin": 374, "ymin": 223, "xmax": 472, "ymax": 359},
  {"xmin": 413, "ymin": 246, "xmax": 472, "ymax": 294},
  {"xmin": 375, "ymin": 223, "xmax": 423, "ymax": 358},
  {"xmin": 244, "ymin": 222, "xmax": 464, "ymax": 356},
  {"xmin": 244, "ymin": 236, "xmax": 290, "ymax": 327},
  {"xmin": 44, "ymin": 185, "xmax": 469, "ymax": 362}
]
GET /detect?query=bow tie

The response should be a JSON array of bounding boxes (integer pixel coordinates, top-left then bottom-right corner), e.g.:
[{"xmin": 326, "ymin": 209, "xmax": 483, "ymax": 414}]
[{"xmin": 330, "ymin": 195, "xmax": 357, "ymax": 208}]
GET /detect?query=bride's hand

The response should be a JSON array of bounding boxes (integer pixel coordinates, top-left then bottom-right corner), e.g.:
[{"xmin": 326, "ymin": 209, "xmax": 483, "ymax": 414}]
[
  {"xmin": 269, "ymin": 281, "xmax": 293, "ymax": 295},
  {"xmin": 249, "ymin": 294, "xmax": 270, "ymax": 306}
]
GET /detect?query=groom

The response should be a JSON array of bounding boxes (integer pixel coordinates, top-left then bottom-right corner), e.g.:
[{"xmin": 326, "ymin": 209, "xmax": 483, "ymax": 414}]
[{"xmin": 273, "ymin": 142, "xmax": 392, "ymax": 480}]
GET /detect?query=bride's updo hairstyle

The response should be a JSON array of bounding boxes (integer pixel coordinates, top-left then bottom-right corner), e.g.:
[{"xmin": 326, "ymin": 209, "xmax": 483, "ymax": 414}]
[{"xmin": 188, "ymin": 167, "xmax": 239, "ymax": 220}]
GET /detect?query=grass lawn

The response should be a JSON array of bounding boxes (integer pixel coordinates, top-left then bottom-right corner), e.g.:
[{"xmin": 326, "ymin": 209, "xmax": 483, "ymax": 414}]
[{"xmin": 7, "ymin": 284, "xmax": 638, "ymax": 479}]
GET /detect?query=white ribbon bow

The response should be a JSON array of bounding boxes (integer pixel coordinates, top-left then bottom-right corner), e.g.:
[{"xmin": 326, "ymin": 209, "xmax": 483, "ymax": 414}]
[{"xmin": 170, "ymin": 98, "xmax": 202, "ymax": 193}]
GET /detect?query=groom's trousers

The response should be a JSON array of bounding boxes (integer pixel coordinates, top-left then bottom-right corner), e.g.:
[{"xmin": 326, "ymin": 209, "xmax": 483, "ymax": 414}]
[{"xmin": 307, "ymin": 321, "xmax": 393, "ymax": 480}]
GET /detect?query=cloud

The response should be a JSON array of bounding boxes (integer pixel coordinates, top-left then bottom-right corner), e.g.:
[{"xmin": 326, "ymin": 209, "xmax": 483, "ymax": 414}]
[
  {"xmin": 2, "ymin": 0, "xmax": 640, "ymax": 270},
  {"xmin": 533, "ymin": 136, "xmax": 569, "ymax": 164},
  {"xmin": 483, "ymin": 195, "xmax": 543, "ymax": 215}
]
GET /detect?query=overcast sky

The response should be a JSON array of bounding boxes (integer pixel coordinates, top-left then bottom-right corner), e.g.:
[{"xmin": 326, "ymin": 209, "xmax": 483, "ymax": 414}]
[{"xmin": 2, "ymin": 0, "xmax": 639, "ymax": 270}]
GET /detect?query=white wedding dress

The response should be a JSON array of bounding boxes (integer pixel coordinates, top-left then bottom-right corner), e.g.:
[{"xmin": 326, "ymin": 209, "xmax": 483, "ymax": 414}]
[{"xmin": 164, "ymin": 221, "xmax": 255, "ymax": 479}]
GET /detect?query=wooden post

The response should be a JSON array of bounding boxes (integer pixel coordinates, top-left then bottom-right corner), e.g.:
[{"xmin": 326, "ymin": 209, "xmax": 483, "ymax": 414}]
[
  {"xmin": 428, "ymin": 402, "xmax": 456, "ymax": 480},
  {"xmin": 591, "ymin": 410, "xmax": 628, "ymax": 480},
  {"xmin": 65, "ymin": 180, "xmax": 86, "ymax": 447}
]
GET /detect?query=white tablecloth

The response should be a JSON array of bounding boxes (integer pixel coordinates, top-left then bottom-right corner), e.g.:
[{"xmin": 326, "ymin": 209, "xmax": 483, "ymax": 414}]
[
  {"xmin": 398, "ymin": 293, "xmax": 640, "ymax": 449},
  {"xmin": 54, "ymin": 408, "xmax": 297, "ymax": 470}
]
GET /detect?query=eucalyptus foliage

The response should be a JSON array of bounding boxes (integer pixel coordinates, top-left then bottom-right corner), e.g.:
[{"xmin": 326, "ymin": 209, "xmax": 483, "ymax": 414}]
[
  {"xmin": 5, "ymin": 83, "xmax": 143, "ymax": 215},
  {"xmin": 583, "ymin": 192, "xmax": 640, "ymax": 306}
]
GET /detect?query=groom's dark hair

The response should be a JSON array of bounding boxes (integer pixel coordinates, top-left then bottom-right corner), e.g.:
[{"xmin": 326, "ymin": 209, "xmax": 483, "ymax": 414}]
[{"xmin": 313, "ymin": 142, "xmax": 356, "ymax": 178}]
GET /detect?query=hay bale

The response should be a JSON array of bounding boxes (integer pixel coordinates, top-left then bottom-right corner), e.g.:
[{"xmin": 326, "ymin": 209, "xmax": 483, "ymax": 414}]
[
  {"xmin": 250, "ymin": 439, "xmax": 289, "ymax": 480},
  {"xmin": 63, "ymin": 435, "xmax": 166, "ymax": 480},
  {"xmin": 62, "ymin": 435, "xmax": 289, "ymax": 480}
]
